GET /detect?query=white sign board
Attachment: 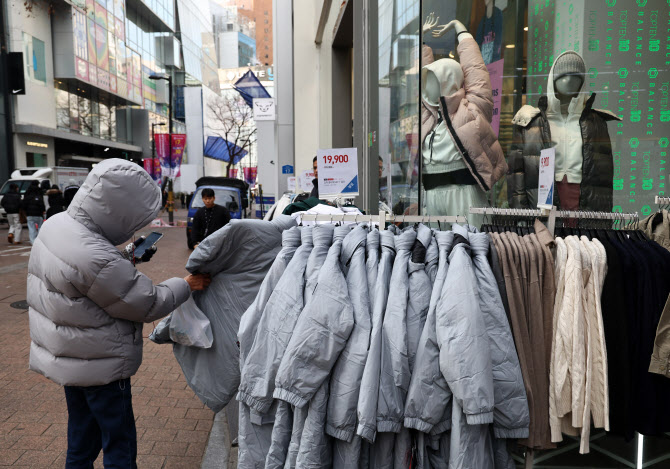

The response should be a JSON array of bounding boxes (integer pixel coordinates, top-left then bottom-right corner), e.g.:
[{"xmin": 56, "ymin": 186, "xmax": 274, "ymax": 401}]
[
  {"xmin": 537, "ymin": 148, "xmax": 555, "ymax": 209},
  {"xmin": 316, "ymin": 148, "xmax": 359, "ymax": 197},
  {"xmin": 287, "ymin": 176, "xmax": 296, "ymax": 192},
  {"xmin": 299, "ymin": 170, "xmax": 314, "ymax": 192},
  {"xmin": 253, "ymin": 98, "xmax": 276, "ymax": 121}
]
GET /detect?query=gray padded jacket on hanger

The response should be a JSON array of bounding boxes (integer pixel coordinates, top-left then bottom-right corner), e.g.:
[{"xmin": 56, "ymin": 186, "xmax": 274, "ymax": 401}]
[
  {"xmin": 237, "ymin": 226, "xmax": 301, "ymax": 469},
  {"xmin": 327, "ymin": 225, "xmax": 370, "ymax": 440},
  {"xmin": 274, "ymin": 224, "xmax": 354, "ymax": 408},
  {"xmin": 376, "ymin": 228, "xmax": 417, "ymax": 433},
  {"xmin": 237, "ymin": 226, "xmax": 314, "ymax": 413},
  {"xmin": 366, "ymin": 229, "xmax": 380, "ymax": 311},
  {"xmin": 470, "ymin": 232, "xmax": 530, "ymax": 439},
  {"xmin": 174, "ymin": 216, "xmax": 296, "ymax": 412},
  {"xmin": 357, "ymin": 230, "xmax": 396, "ymax": 442},
  {"xmin": 425, "ymin": 233, "xmax": 439, "ymax": 285},
  {"xmin": 28, "ymin": 159, "xmax": 191, "ymax": 387},
  {"xmin": 407, "ymin": 224, "xmax": 434, "ymax": 371},
  {"xmin": 437, "ymin": 225, "xmax": 494, "ymax": 425},
  {"xmin": 404, "ymin": 231, "xmax": 455, "ymax": 434}
]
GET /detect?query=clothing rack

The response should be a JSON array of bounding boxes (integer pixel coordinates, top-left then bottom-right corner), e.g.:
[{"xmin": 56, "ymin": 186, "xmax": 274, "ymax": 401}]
[
  {"xmin": 469, "ymin": 207, "xmax": 639, "ymax": 236},
  {"xmin": 297, "ymin": 212, "xmax": 467, "ymax": 225},
  {"xmin": 654, "ymin": 196, "xmax": 670, "ymax": 205}
]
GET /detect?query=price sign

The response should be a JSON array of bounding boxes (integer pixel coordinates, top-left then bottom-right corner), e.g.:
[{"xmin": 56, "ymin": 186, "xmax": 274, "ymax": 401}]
[
  {"xmin": 317, "ymin": 147, "xmax": 359, "ymax": 197},
  {"xmin": 537, "ymin": 147, "xmax": 555, "ymax": 210}
]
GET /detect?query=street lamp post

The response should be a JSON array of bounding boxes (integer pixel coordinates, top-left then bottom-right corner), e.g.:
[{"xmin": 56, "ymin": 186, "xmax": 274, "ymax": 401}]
[
  {"xmin": 149, "ymin": 73, "xmax": 174, "ymax": 225},
  {"xmin": 151, "ymin": 122, "xmax": 166, "ymax": 160}
]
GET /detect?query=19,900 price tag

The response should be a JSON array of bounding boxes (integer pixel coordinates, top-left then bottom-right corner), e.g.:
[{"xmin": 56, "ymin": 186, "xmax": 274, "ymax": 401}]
[{"xmin": 317, "ymin": 148, "xmax": 359, "ymax": 197}]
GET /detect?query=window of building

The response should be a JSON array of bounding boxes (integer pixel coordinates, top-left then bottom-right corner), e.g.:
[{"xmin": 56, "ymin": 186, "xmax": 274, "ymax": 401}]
[
  {"xmin": 26, "ymin": 152, "xmax": 47, "ymax": 167},
  {"xmin": 22, "ymin": 33, "xmax": 47, "ymax": 85}
]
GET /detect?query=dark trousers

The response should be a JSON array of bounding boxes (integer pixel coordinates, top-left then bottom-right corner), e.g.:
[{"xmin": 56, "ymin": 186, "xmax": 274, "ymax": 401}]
[{"xmin": 64, "ymin": 378, "xmax": 137, "ymax": 469}]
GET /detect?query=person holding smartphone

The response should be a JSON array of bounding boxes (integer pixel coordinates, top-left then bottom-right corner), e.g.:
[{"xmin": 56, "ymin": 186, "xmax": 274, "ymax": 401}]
[{"xmin": 26, "ymin": 159, "xmax": 211, "ymax": 469}]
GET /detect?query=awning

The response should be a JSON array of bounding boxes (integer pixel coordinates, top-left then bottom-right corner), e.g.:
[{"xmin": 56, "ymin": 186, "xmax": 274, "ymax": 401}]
[{"xmin": 204, "ymin": 136, "xmax": 248, "ymax": 164}]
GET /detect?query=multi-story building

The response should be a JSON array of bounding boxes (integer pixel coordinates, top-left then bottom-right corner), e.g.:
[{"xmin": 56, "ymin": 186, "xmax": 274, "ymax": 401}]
[
  {"xmin": 1, "ymin": 0, "xmax": 219, "ymax": 178},
  {"xmin": 218, "ymin": 0, "xmax": 272, "ymax": 66},
  {"xmin": 211, "ymin": 2, "xmax": 257, "ymax": 69}
]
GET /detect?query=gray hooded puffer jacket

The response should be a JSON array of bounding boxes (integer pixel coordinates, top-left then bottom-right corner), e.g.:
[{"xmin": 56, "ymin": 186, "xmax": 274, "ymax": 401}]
[
  {"xmin": 28, "ymin": 159, "xmax": 191, "ymax": 387},
  {"xmin": 357, "ymin": 230, "xmax": 395, "ymax": 442},
  {"xmin": 327, "ymin": 225, "xmax": 371, "ymax": 441},
  {"xmin": 437, "ymin": 225, "xmax": 494, "ymax": 425},
  {"xmin": 469, "ymin": 232, "xmax": 529, "ymax": 439},
  {"xmin": 404, "ymin": 231, "xmax": 454, "ymax": 434},
  {"xmin": 377, "ymin": 229, "xmax": 417, "ymax": 433},
  {"xmin": 366, "ymin": 229, "xmax": 380, "ymax": 311},
  {"xmin": 425, "ymin": 233, "xmax": 439, "ymax": 285},
  {"xmin": 237, "ymin": 227, "xmax": 301, "ymax": 469},
  {"xmin": 237, "ymin": 226, "xmax": 314, "ymax": 413},
  {"xmin": 274, "ymin": 225, "xmax": 354, "ymax": 408}
]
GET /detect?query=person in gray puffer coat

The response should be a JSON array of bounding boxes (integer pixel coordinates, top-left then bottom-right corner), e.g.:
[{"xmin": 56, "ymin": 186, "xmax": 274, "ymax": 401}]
[{"xmin": 28, "ymin": 159, "xmax": 210, "ymax": 467}]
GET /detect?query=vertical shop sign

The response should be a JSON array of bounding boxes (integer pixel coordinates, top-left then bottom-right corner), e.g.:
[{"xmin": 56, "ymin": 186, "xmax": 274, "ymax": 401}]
[
  {"xmin": 155, "ymin": 134, "xmax": 170, "ymax": 176},
  {"xmin": 487, "ymin": 59, "xmax": 504, "ymax": 136}
]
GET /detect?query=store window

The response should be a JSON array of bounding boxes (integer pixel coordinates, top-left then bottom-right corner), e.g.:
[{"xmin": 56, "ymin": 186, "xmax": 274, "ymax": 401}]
[
  {"xmin": 23, "ymin": 33, "xmax": 47, "ymax": 85},
  {"xmin": 26, "ymin": 152, "xmax": 47, "ymax": 167},
  {"xmin": 367, "ymin": 1, "xmax": 670, "ymax": 466}
]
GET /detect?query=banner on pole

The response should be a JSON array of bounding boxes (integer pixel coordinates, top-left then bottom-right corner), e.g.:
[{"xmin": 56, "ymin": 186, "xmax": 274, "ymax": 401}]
[{"xmin": 171, "ymin": 134, "xmax": 186, "ymax": 178}]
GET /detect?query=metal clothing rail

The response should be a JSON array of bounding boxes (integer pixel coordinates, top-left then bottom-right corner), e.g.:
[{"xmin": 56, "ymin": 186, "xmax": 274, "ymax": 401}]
[
  {"xmin": 297, "ymin": 212, "xmax": 467, "ymax": 225},
  {"xmin": 655, "ymin": 196, "xmax": 670, "ymax": 205},
  {"xmin": 469, "ymin": 207, "xmax": 639, "ymax": 236}
]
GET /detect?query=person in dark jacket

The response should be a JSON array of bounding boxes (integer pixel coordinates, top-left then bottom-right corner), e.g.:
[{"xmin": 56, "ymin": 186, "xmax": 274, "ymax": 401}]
[
  {"xmin": 46, "ymin": 184, "xmax": 66, "ymax": 219},
  {"xmin": 191, "ymin": 188, "xmax": 231, "ymax": 248},
  {"xmin": 1, "ymin": 183, "xmax": 22, "ymax": 244},
  {"xmin": 22, "ymin": 180, "xmax": 46, "ymax": 245},
  {"xmin": 180, "ymin": 192, "xmax": 186, "ymax": 209},
  {"xmin": 309, "ymin": 156, "xmax": 319, "ymax": 199},
  {"xmin": 507, "ymin": 51, "xmax": 620, "ymax": 211}
]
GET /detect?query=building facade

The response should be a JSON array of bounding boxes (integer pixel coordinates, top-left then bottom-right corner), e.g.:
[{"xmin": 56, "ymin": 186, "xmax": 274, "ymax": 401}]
[{"xmin": 1, "ymin": 0, "xmax": 219, "ymax": 179}]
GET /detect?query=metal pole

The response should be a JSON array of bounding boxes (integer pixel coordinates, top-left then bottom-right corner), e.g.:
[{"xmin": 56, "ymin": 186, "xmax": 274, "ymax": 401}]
[{"xmin": 167, "ymin": 76, "xmax": 174, "ymax": 225}]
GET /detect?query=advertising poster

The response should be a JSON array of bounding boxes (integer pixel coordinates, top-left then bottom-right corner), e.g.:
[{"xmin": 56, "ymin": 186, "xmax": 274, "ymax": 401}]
[
  {"xmin": 317, "ymin": 147, "xmax": 359, "ymax": 197},
  {"xmin": 299, "ymin": 170, "xmax": 315, "ymax": 192},
  {"xmin": 229, "ymin": 169, "xmax": 238, "ymax": 178},
  {"xmin": 171, "ymin": 134, "xmax": 187, "ymax": 178},
  {"xmin": 109, "ymin": 75, "xmax": 117, "ymax": 93},
  {"xmin": 97, "ymin": 68, "xmax": 110, "ymax": 91},
  {"xmin": 108, "ymin": 31, "xmax": 116, "ymax": 75},
  {"xmin": 75, "ymin": 57, "xmax": 89, "ymax": 81},
  {"xmin": 116, "ymin": 39, "xmax": 126, "ymax": 79},
  {"xmin": 155, "ymin": 133, "xmax": 170, "ymax": 175},
  {"xmin": 132, "ymin": 51, "xmax": 142, "ymax": 88},
  {"xmin": 95, "ymin": 24, "xmax": 109, "ymax": 71},
  {"xmin": 86, "ymin": 0, "xmax": 95, "ymax": 20},
  {"xmin": 243, "ymin": 167, "xmax": 257, "ymax": 185},
  {"xmin": 89, "ymin": 64, "xmax": 97, "ymax": 86},
  {"xmin": 73, "ymin": 9, "xmax": 88, "ymax": 60},
  {"xmin": 115, "ymin": 18, "xmax": 124, "ymax": 41},
  {"xmin": 114, "ymin": 0, "xmax": 125, "ymax": 21},
  {"xmin": 117, "ymin": 78, "xmax": 127, "ymax": 98},
  {"xmin": 95, "ymin": 2, "xmax": 107, "ymax": 28},
  {"xmin": 87, "ymin": 18, "xmax": 97, "ymax": 66},
  {"xmin": 487, "ymin": 59, "xmax": 504, "ymax": 136}
]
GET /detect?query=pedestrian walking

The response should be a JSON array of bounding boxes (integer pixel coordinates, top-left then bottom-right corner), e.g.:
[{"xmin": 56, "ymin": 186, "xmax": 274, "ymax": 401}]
[
  {"xmin": 22, "ymin": 180, "xmax": 45, "ymax": 244},
  {"xmin": 27, "ymin": 159, "xmax": 211, "ymax": 469},
  {"xmin": 46, "ymin": 184, "xmax": 65, "ymax": 219},
  {"xmin": 190, "ymin": 188, "xmax": 231, "ymax": 248},
  {"xmin": 180, "ymin": 192, "xmax": 186, "ymax": 209},
  {"xmin": 1, "ymin": 183, "xmax": 22, "ymax": 244}
]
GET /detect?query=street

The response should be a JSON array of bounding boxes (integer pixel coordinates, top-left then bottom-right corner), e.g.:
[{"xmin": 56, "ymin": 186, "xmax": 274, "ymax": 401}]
[{"xmin": 0, "ymin": 211, "xmax": 218, "ymax": 468}]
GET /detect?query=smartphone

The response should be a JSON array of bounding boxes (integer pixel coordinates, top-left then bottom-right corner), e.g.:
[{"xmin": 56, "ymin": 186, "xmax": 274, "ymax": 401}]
[{"xmin": 134, "ymin": 231, "xmax": 164, "ymax": 258}]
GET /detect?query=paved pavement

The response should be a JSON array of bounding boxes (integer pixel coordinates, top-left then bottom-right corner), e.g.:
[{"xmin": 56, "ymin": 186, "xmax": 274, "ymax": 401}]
[{"xmin": 0, "ymin": 211, "xmax": 219, "ymax": 468}]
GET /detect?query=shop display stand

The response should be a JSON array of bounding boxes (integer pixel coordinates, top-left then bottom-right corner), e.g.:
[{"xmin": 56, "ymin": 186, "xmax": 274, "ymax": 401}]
[{"xmin": 297, "ymin": 212, "xmax": 467, "ymax": 226}]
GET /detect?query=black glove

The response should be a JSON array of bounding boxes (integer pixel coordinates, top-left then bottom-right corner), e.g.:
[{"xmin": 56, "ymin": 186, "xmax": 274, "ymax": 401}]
[{"xmin": 122, "ymin": 236, "xmax": 157, "ymax": 265}]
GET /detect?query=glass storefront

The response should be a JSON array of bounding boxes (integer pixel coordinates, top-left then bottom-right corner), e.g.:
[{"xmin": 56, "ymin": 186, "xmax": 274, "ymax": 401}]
[{"xmin": 368, "ymin": 0, "xmax": 670, "ymax": 466}]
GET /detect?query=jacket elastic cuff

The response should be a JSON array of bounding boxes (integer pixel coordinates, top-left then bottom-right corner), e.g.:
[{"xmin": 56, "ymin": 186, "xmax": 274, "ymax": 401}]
[
  {"xmin": 494, "ymin": 426, "xmax": 529, "ymax": 439},
  {"xmin": 550, "ymin": 422, "xmax": 564, "ymax": 443},
  {"xmin": 273, "ymin": 387, "xmax": 308, "ymax": 408},
  {"xmin": 376, "ymin": 420, "xmax": 402, "ymax": 433},
  {"xmin": 431, "ymin": 419, "xmax": 451, "ymax": 435},
  {"xmin": 237, "ymin": 390, "xmax": 272, "ymax": 414},
  {"xmin": 162, "ymin": 278, "xmax": 191, "ymax": 309},
  {"xmin": 404, "ymin": 417, "xmax": 433, "ymax": 433},
  {"xmin": 326, "ymin": 424, "xmax": 354, "ymax": 443},
  {"xmin": 648, "ymin": 354, "xmax": 670, "ymax": 377},
  {"xmin": 465, "ymin": 411, "xmax": 493, "ymax": 425},
  {"xmin": 356, "ymin": 423, "xmax": 376, "ymax": 443}
]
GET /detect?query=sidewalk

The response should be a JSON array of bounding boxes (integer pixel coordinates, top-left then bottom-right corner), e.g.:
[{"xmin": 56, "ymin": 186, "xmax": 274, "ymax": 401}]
[{"xmin": 0, "ymin": 212, "xmax": 217, "ymax": 468}]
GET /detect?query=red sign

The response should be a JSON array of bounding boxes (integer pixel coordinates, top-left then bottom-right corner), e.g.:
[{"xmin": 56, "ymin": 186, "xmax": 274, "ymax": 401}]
[{"xmin": 171, "ymin": 134, "xmax": 186, "ymax": 178}]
